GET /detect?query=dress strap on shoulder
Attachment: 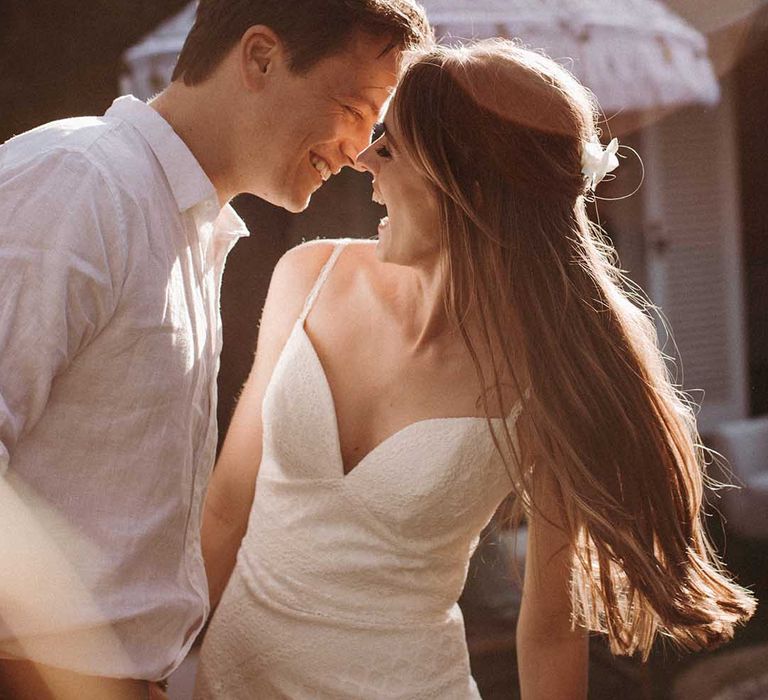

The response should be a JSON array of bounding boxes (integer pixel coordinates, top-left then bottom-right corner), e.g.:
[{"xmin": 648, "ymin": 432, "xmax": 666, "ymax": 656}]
[{"xmin": 298, "ymin": 241, "xmax": 349, "ymax": 323}]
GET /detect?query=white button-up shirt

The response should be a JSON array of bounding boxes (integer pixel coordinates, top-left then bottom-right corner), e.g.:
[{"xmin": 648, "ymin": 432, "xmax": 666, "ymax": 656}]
[{"xmin": 0, "ymin": 95, "xmax": 248, "ymax": 680}]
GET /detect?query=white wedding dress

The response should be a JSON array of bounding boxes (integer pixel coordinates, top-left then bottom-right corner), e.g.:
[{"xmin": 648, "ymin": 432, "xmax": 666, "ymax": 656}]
[{"xmin": 195, "ymin": 242, "xmax": 522, "ymax": 699}]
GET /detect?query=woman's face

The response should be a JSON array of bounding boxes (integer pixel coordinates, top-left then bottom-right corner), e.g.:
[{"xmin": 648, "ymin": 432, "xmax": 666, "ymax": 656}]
[{"xmin": 356, "ymin": 111, "xmax": 441, "ymax": 267}]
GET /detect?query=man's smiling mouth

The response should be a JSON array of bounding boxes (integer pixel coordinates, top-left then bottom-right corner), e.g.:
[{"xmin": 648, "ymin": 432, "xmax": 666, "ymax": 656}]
[{"xmin": 310, "ymin": 153, "xmax": 333, "ymax": 181}]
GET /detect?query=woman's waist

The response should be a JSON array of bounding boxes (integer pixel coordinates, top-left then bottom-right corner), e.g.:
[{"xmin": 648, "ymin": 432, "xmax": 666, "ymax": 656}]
[
  {"xmin": 208, "ymin": 567, "xmax": 475, "ymax": 698},
  {"xmin": 236, "ymin": 531, "xmax": 470, "ymax": 627},
  {"xmin": 242, "ymin": 491, "xmax": 475, "ymax": 610}
]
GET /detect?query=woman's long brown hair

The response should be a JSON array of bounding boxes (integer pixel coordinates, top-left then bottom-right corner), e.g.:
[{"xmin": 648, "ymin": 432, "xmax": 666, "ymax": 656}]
[{"xmin": 392, "ymin": 40, "xmax": 756, "ymax": 659}]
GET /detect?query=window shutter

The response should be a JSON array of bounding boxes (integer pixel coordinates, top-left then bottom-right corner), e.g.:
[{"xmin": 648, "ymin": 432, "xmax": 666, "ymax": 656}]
[{"xmin": 641, "ymin": 82, "xmax": 748, "ymax": 432}]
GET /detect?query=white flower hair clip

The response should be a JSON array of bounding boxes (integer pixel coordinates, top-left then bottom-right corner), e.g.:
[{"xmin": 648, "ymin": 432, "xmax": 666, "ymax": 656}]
[{"xmin": 581, "ymin": 137, "xmax": 620, "ymax": 190}]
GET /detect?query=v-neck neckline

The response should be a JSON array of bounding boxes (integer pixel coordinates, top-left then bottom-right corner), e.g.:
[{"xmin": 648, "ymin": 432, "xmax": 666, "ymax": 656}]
[{"xmin": 294, "ymin": 320, "xmax": 519, "ymax": 478}]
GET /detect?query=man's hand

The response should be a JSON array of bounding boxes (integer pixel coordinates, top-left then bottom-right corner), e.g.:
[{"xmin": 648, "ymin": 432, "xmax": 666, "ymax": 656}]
[
  {"xmin": 147, "ymin": 681, "xmax": 170, "ymax": 700},
  {"xmin": 0, "ymin": 658, "xmax": 158, "ymax": 700}
]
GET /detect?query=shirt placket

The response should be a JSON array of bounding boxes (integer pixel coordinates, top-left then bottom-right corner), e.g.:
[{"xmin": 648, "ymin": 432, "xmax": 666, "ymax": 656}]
[{"xmin": 180, "ymin": 203, "xmax": 218, "ymax": 636}]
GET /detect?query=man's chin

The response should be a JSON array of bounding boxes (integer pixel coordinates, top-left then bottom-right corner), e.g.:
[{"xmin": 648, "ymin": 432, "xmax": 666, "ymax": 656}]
[
  {"xmin": 274, "ymin": 188, "xmax": 313, "ymax": 214},
  {"xmin": 284, "ymin": 198, "xmax": 311, "ymax": 214},
  {"xmin": 243, "ymin": 179, "xmax": 313, "ymax": 213}
]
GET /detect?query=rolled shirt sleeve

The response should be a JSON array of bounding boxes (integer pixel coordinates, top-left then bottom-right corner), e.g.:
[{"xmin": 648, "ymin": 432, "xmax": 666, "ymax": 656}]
[{"xmin": 0, "ymin": 149, "xmax": 125, "ymax": 475}]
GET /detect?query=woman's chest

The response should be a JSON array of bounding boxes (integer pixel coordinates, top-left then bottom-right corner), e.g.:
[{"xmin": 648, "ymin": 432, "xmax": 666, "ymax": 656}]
[{"xmin": 319, "ymin": 331, "xmax": 485, "ymax": 471}]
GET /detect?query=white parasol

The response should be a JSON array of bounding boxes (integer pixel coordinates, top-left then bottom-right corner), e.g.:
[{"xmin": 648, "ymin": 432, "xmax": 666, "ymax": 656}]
[
  {"xmin": 420, "ymin": 0, "xmax": 720, "ymax": 112},
  {"xmin": 122, "ymin": 0, "xmax": 720, "ymax": 112}
]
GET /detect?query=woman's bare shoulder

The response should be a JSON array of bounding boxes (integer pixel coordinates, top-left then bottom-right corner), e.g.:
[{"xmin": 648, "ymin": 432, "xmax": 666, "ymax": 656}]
[
  {"xmin": 261, "ymin": 240, "xmax": 333, "ymax": 321},
  {"xmin": 278, "ymin": 237, "xmax": 337, "ymax": 270},
  {"xmin": 270, "ymin": 238, "xmax": 375, "ymax": 304},
  {"xmin": 279, "ymin": 237, "xmax": 375, "ymax": 268},
  {"xmin": 337, "ymin": 237, "xmax": 379, "ymax": 265}
]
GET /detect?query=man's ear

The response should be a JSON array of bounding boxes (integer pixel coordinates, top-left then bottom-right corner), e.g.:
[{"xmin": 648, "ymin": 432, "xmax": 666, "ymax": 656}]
[{"xmin": 239, "ymin": 25, "xmax": 283, "ymax": 91}]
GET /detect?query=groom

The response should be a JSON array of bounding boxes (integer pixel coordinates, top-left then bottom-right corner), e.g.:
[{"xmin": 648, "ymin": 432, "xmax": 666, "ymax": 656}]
[{"xmin": 0, "ymin": 1, "xmax": 431, "ymax": 698}]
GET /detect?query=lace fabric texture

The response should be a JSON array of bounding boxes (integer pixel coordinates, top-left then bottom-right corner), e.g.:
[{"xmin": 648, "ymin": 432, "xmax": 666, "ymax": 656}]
[{"xmin": 195, "ymin": 242, "xmax": 521, "ymax": 699}]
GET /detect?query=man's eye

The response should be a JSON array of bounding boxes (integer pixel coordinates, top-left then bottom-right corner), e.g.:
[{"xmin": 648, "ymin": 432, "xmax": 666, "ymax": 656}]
[{"xmin": 345, "ymin": 105, "xmax": 364, "ymax": 120}]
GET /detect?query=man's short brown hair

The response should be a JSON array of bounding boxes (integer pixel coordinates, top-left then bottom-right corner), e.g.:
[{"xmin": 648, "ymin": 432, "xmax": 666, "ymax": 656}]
[{"xmin": 172, "ymin": 0, "xmax": 433, "ymax": 85}]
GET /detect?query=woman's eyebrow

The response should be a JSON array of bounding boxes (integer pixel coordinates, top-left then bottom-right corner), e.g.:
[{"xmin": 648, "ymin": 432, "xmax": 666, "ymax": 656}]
[{"xmin": 381, "ymin": 121, "xmax": 400, "ymax": 150}]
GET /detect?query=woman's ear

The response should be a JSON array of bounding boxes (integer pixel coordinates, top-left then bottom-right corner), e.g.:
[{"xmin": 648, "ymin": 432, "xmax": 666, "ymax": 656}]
[{"xmin": 239, "ymin": 25, "xmax": 282, "ymax": 91}]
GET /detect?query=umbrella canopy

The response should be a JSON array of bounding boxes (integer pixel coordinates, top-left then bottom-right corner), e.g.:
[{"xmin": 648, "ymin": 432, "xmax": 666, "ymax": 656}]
[
  {"xmin": 122, "ymin": 0, "xmax": 719, "ymax": 112},
  {"xmin": 421, "ymin": 0, "xmax": 720, "ymax": 112},
  {"xmin": 668, "ymin": 0, "xmax": 766, "ymax": 35}
]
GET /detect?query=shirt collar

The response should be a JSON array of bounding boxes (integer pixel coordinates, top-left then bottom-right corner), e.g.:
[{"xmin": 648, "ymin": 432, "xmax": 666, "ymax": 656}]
[
  {"xmin": 105, "ymin": 95, "xmax": 218, "ymax": 214},
  {"xmin": 106, "ymin": 95, "xmax": 250, "ymax": 241},
  {"xmin": 213, "ymin": 201, "xmax": 250, "ymax": 240}
]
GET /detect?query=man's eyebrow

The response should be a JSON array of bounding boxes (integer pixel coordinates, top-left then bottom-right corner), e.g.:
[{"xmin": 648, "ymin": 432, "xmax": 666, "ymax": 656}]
[{"xmin": 353, "ymin": 86, "xmax": 394, "ymax": 120}]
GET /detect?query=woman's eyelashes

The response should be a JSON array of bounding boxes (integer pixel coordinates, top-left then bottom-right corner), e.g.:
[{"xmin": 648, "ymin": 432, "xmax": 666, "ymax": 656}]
[{"xmin": 370, "ymin": 124, "xmax": 392, "ymax": 159}]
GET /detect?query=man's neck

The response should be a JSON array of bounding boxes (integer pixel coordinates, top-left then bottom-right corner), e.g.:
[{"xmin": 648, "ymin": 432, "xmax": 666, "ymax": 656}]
[{"xmin": 150, "ymin": 82, "xmax": 237, "ymax": 206}]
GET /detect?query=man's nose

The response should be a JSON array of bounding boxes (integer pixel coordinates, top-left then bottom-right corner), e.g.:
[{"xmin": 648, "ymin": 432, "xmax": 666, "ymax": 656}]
[
  {"xmin": 352, "ymin": 152, "xmax": 371, "ymax": 173},
  {"xmin": 342, "ymin": 122, "xmax": 376, "ymax": 171}
]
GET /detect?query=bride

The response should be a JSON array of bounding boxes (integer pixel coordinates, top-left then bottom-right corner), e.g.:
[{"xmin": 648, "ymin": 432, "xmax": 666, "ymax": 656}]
[{"xmin": 194, "ymin": 40, "xmax": 755, "ymax": 699}]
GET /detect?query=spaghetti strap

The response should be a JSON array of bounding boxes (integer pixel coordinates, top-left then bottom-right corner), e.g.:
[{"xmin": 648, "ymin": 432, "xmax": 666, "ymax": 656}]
[{"xmin": 298, "ymin": 241, "xmax": 349, "ymax": 323}]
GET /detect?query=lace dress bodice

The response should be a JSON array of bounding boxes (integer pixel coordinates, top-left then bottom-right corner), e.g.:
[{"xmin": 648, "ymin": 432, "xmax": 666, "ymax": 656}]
[{"xmin": 195, "ymin": 241, "xmax": 522, "ymax": 699}]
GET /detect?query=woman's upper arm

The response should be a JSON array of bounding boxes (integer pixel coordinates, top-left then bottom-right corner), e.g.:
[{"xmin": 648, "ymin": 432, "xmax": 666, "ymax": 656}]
[
  {"xmin": 517, "ymin": 416, "xmax": 577, "ymax": 635},
  {"xmin": 523, "ymin": 473, "xmax": 574, "ymax": 624},
  {"xmin": 516, "ymin": 421, "xmax": 588, "ymax": 698},
  {"xmin": 206, "ymin": 241, "xmax": 337, "ymax": 521}
]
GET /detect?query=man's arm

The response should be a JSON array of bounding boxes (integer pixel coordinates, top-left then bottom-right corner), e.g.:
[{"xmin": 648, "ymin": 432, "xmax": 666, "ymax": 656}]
[
  {"xmin": 0, "ymin": 660, "xmax": 166, "ymax": 700},
  {"xmin": 515, "ymin": 439, "xmax": 589, "ymax": 699},
  {"xmin": 202, "ymin": 241, "xmax": 337, "ymax": 609},
  {"xmin": 0, "ymin": 151, "xmax": 142, "ymax": 695},
  {"xmin": 0, "ymin": 150, "xmax": 123, "ymax": 477}
]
